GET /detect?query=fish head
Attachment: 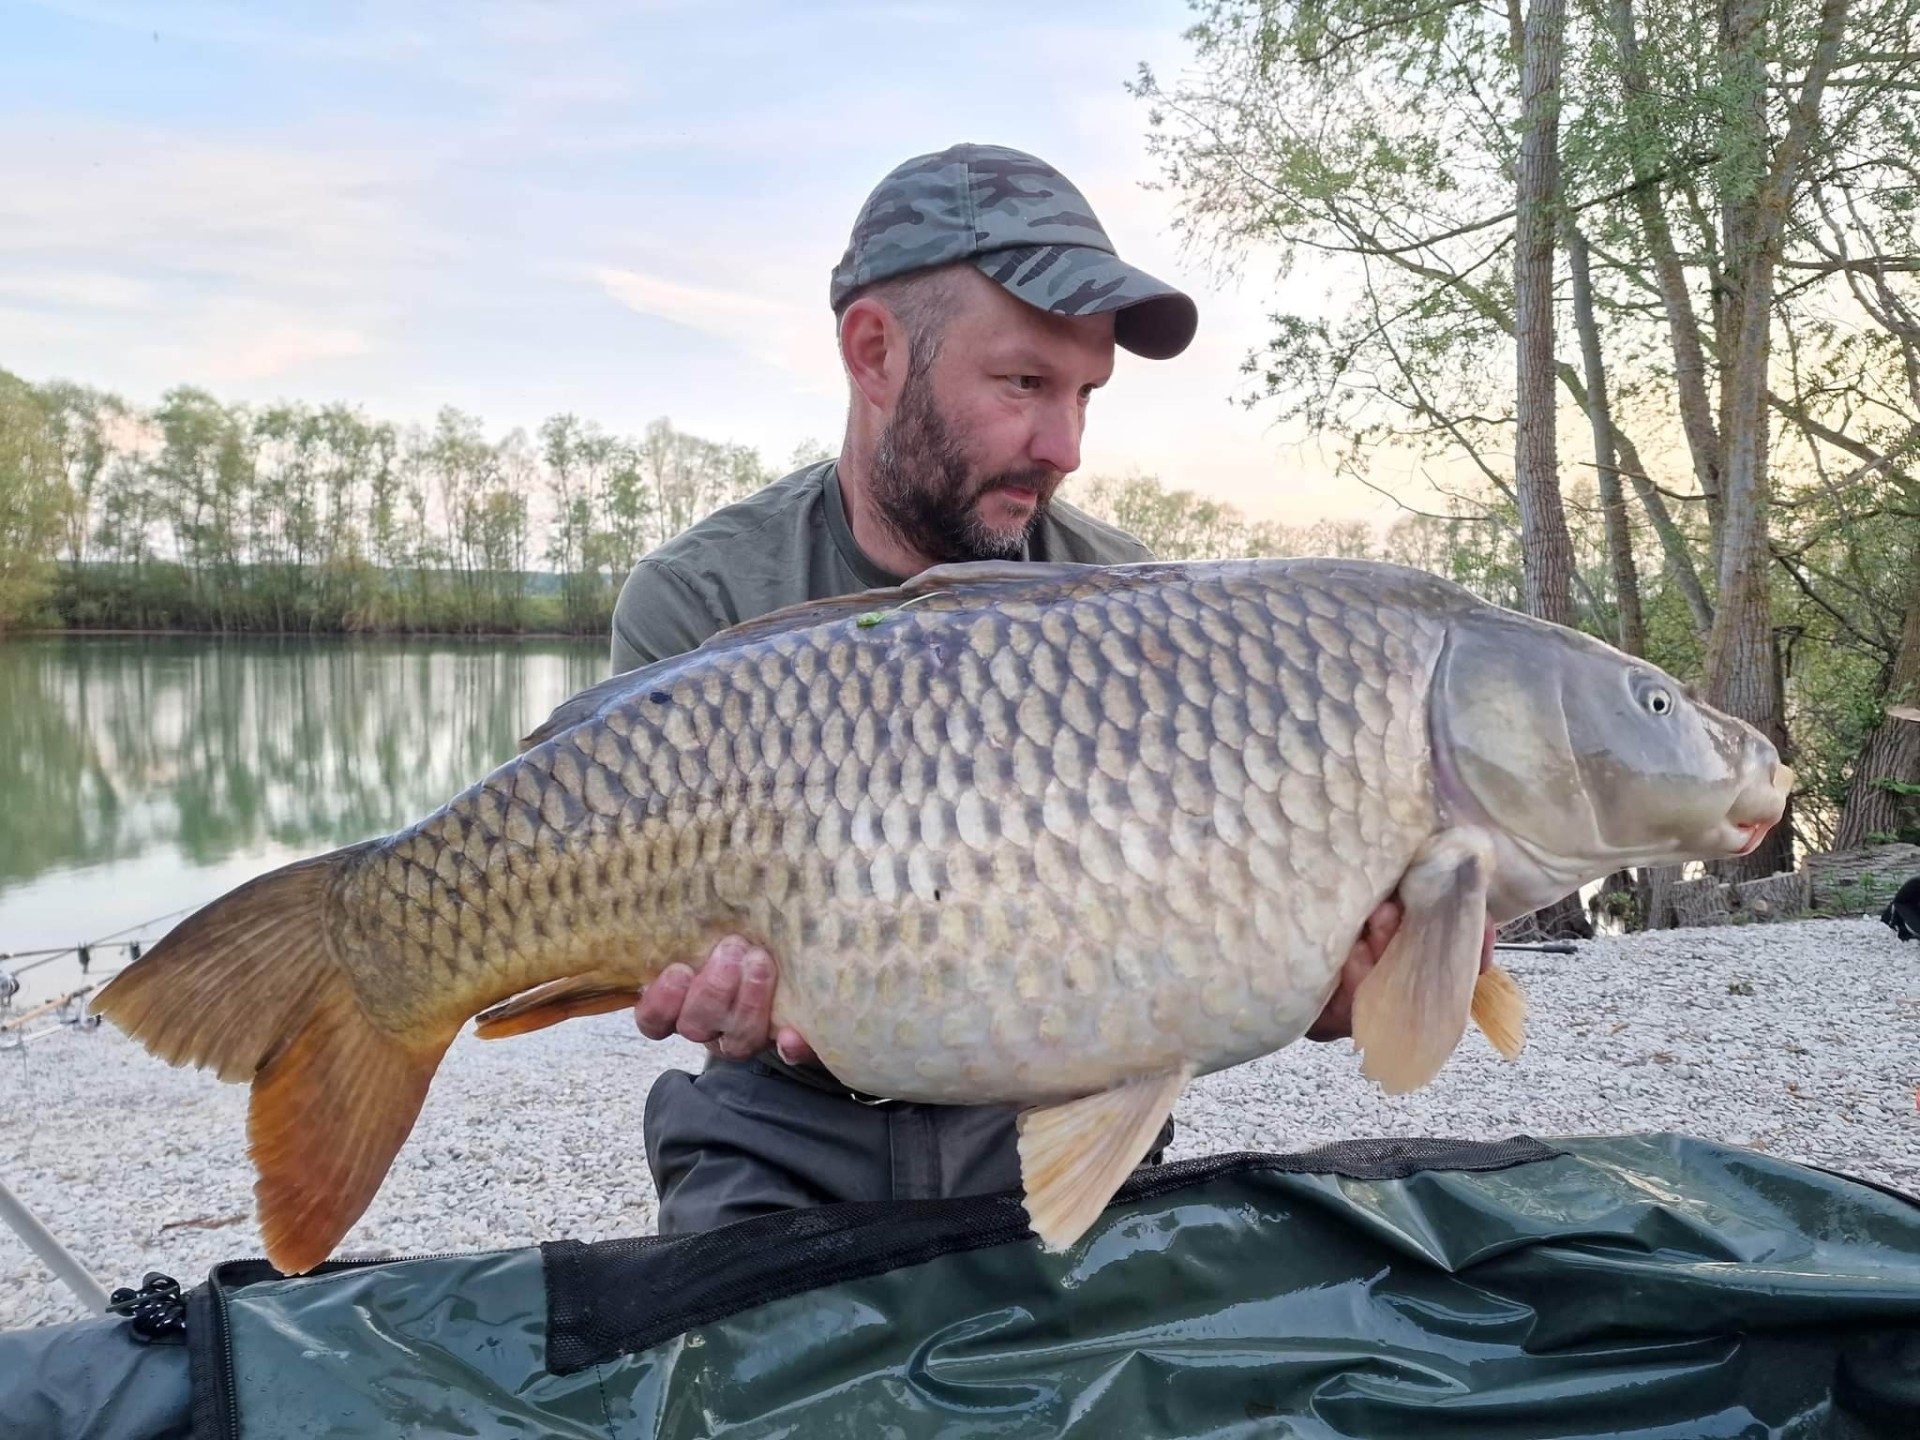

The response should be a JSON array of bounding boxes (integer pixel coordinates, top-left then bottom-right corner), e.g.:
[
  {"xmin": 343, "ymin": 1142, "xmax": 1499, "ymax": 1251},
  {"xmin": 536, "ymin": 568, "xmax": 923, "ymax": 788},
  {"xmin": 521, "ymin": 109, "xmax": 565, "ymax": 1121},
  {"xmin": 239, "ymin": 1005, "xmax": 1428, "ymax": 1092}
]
[{"xmin": 1430, "ymin": 611, "xmax": 1792, "ymax": 920}]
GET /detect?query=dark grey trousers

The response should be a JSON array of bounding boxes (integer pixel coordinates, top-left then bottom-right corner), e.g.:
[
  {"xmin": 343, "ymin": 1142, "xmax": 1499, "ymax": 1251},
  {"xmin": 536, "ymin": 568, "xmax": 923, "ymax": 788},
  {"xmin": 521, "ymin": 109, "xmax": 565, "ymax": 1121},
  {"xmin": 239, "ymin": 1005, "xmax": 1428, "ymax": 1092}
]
[{"xmin": 642, "ymin": 1056, "xmax": 1176, "ymax": 1234}]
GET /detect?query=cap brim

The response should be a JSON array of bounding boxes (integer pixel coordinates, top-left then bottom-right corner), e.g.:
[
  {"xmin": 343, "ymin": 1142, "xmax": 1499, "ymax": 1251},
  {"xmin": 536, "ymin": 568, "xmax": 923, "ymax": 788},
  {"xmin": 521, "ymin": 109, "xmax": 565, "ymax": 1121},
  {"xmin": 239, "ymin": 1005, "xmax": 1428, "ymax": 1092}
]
[{"xmin": 972, "ymin": 246, "xmax": 1198, "ymax": 360}]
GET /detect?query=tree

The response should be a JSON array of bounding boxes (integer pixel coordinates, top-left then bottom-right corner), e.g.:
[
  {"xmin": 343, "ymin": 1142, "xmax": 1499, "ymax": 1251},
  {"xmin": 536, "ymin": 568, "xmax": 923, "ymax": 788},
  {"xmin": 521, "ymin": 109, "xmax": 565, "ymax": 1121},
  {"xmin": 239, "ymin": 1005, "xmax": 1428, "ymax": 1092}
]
[
  {"xmin": 148, "ymin": 387, "xmax": 255, "ymax": 624},
  {"xmin": 34, "ymin": 382, "xmax": 127, "ymax": 574},
  {"xmin": 1514, "ymin": 0, "xmax": 1579, "ymax": 629},
  {"xmin": 540, "ymin": 413, "xmax": 602, "ymax": 630},
  {"xmin": 1701, "ymin": 0, "xmax": 1852, "ymax": 878},
  {"xmin": 1833, "ymin": 538, "xmax": 1920, "ymax": 847},
  {"xmin": 1132, "ymin": 0, "xmax": 1914, "ymax": 881},
  {"xmin": 634, "ymin": 417, "xmax": 767, "ymax": 549},
  {"xmin": 0, "ymin": 371, "xmax": 70, "ymax": 628},
  {"xmin": 1076, "ymin": 469, "xmax": 1264, "ymax": 558},
  {"xmin": 1566, "ymin": 224, "xmax": 1646, "ymax": 655}
]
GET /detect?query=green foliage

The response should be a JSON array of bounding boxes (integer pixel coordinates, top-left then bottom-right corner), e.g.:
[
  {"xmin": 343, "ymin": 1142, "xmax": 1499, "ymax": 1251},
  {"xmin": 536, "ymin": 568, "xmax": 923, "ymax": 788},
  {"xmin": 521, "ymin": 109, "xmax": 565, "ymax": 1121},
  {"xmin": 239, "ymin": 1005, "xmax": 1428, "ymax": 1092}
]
[
  {"xmin": 13, "ymin": 375, "xmax": 772, "ymax": 637},
  {"xmin": 1073, "ymin": 469, "xmax": 1377, "ymax": 564},
  {"xmin": 1134, "ymin": 0, "xmax": 1920, "ymax": 862},
  {"xmin": 0, "ymin": 370, "xmax": 71, "ymax": 629}
]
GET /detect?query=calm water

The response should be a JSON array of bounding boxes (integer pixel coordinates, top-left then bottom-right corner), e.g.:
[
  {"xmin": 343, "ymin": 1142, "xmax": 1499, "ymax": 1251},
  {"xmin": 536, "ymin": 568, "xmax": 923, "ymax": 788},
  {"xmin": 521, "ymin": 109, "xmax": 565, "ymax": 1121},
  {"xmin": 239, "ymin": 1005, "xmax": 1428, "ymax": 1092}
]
[{"xmin": 0, "ymin": 634, "xmax": 608, "ymax": 1012}]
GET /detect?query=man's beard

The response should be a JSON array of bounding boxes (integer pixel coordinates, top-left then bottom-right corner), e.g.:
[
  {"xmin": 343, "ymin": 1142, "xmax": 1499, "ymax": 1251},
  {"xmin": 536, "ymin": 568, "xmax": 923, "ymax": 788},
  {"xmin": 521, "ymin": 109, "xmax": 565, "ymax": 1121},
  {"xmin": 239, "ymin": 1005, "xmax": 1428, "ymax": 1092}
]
[{"xmin": 870, "ymin": 368, "xmax": 1056, "ymax": 564}]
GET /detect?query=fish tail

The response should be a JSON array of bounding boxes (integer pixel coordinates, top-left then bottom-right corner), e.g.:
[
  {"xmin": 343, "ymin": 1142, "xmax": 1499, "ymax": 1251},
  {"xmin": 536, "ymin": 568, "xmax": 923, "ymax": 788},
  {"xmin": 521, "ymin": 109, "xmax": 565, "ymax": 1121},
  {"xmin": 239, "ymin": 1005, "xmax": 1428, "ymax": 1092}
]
[{"xmin": 93, "ymin": 841, "xmax": 457, "ymax": 1275}]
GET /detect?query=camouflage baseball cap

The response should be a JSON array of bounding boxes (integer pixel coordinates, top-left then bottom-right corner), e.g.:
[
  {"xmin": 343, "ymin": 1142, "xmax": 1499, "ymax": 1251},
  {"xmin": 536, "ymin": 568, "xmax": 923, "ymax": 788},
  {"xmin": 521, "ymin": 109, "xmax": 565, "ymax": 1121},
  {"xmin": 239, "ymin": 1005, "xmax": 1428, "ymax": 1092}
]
[{"xmin": 829, "ymin": 142, "xmax": 1198, "ymax": 360}]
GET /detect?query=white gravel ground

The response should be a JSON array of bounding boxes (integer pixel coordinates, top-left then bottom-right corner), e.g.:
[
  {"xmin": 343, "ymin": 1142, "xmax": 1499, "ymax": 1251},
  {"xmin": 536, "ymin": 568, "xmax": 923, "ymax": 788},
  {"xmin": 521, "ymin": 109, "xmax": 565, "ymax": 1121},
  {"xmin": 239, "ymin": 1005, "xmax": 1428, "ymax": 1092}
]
[{"xmin": 4, "ymin": 915, "xmax": 1915, "ymax": 1331}]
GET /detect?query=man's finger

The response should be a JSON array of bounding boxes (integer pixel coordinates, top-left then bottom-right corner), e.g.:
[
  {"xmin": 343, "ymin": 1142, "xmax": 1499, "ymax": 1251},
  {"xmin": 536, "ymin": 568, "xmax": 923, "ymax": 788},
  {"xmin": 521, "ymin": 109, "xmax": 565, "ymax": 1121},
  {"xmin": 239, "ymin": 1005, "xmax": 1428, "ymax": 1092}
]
[
  {"xmin": 635, "ymin": 964, "xmax": 695, "ymax": 1041},
  {"xmin": 676, "ymin": 948, "xmax": 745, "ymax": 1044},
  {"xmin": 1361, "ymin": 898, "xmax": 1403, "ymax": 964},
  {"xmin": 715, "ymin": 947, "xmax": 777, "ymax": 1059},
  {"xmin": 775, "ymin": 1026, "xmax": 818, "ymax": 1067}
]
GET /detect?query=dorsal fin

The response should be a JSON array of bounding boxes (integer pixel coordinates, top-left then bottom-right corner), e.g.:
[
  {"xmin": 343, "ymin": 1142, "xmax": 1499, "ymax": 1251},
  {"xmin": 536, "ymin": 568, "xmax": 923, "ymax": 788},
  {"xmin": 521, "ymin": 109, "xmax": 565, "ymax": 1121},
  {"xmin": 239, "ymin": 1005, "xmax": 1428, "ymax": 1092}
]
[
  {"xmin": 682, "ymin": 559, "xmax": 1111, "ymax": 656},
  {"xmin": 518, "ymin": 667, "xmax": 666, "ymax": 752},
  {"xmin": 905, "ymin": 558, "xmax": 1104, "ymax": 590},
  {"xmin": 518, "ymin": 559, "xmax": 1127, "ymax": 753}
]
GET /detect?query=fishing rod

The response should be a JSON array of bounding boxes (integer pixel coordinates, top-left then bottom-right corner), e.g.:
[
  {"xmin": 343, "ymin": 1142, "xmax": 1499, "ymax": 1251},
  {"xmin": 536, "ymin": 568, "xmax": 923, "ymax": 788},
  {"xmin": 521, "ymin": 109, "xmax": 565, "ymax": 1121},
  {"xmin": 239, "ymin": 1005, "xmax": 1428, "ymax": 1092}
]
[
  {"xmin": 0, "ymin": 985, "xmax": 99, "ymax": 1034},
  {"xmin": 0, "ymin": 904, "xmax": 194, "ymax": 990}
]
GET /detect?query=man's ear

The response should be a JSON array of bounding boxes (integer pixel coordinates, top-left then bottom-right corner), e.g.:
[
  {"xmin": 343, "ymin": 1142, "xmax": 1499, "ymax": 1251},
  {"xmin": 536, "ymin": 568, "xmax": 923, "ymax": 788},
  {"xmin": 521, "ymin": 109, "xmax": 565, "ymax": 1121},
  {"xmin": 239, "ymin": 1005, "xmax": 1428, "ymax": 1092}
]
[{"xmin": 839, "ymin": 297, "xmax": 907, "ymax": 412}]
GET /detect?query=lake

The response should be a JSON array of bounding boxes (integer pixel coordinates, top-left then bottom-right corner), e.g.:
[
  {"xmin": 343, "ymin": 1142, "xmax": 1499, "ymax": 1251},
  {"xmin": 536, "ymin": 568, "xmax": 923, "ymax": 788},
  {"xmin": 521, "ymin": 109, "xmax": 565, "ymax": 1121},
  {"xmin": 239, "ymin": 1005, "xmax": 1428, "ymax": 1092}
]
[{"xmin": 0, "ymin": 634, "xmax": 609, "ymax": 1015}]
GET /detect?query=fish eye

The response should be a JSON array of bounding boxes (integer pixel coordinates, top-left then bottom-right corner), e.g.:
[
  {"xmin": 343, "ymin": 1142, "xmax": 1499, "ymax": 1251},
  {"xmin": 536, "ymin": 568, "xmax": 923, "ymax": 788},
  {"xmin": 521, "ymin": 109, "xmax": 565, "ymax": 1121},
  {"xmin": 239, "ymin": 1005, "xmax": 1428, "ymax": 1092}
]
[{"xmin": 1644, "ymin": 688, "xmax": 1674, "ymax": 716}]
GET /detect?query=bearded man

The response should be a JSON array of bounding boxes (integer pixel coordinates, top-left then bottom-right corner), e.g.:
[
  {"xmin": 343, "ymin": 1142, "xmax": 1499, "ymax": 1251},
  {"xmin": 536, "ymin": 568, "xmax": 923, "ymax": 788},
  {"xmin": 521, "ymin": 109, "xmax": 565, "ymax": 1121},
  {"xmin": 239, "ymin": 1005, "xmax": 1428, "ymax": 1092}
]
[{"xmin": 610, "ymin": 142, "xmax": 1433, "ymax": 1234}]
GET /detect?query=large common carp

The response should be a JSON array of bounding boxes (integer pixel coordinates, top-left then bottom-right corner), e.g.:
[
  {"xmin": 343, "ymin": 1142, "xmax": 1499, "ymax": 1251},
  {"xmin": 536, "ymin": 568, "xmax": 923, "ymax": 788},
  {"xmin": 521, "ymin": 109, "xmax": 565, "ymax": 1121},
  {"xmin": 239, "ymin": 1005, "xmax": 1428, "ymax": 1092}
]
[{"xmin": 94, "ymin": 557, "xmax": 1791, "ymax": 1274}]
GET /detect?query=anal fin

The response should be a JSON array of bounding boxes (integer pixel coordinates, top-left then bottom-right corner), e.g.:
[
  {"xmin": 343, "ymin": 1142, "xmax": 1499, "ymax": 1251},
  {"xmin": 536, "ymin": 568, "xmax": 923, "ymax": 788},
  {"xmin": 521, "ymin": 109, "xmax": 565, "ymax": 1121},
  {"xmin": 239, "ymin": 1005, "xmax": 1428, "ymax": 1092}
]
[
  {"xmin": 1016, "ymin": 1066, "xmax": 1191, "ymax": 1252},
  {"xmin": 1471, "ymin": 964, "xmax": 1527, "ymax": 1060},
  {"xmin": 1352, "ymin": 827, "xmax": 1497, "ymax": 1095},
  {"xmin": 473, "ymin": 976, "xmax": 637, "ymax": 1039}
]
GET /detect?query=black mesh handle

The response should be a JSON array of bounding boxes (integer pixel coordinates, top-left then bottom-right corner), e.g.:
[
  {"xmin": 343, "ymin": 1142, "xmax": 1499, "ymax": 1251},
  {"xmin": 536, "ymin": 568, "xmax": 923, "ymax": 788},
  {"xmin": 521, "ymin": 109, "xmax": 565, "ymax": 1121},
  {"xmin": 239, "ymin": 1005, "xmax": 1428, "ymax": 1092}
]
[{"xmin": 541, "ymin": 1135, "xmax": 1562, "ymax": 1374}]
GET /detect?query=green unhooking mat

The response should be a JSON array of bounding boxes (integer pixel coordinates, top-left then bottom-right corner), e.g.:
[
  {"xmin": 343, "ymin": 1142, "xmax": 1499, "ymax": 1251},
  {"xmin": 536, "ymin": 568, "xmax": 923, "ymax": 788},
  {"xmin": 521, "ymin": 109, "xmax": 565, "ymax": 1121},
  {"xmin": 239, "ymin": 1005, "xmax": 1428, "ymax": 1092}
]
[{"xmin": 7, "ymin": 1132, "xmax": 1920, "ymax": 1437}]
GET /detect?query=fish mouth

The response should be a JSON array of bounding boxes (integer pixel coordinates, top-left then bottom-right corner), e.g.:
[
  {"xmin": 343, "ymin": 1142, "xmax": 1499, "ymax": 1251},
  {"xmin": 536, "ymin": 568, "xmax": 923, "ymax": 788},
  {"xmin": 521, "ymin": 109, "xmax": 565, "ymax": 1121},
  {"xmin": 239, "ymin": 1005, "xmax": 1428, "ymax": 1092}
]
[{"xmin": 1720, "ymin": 762, "xmax": 1794, "ymax": 856}]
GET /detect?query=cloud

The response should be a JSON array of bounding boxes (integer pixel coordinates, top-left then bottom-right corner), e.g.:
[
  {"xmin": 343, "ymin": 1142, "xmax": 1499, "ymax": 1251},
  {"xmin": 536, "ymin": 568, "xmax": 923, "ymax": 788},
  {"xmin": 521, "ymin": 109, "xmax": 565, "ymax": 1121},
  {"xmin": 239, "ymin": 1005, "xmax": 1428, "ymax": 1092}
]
[
  {"xmin": 0, "ymin": 271, "xmax": 154, "ymax": 310},
  {"xmin": 590, "ymin": 265, "xmax": 842, "ymax": 393},
  {"xmin": 0, "ymin": 117, "xmax": 425, "ymax": 393},
  {"xmin": 137, "ymin": 320, "xmax": 370, "ymax": 385},
  {"xmin": 0, "ymin": 121, "xmax": 424, "ymax": 291}
]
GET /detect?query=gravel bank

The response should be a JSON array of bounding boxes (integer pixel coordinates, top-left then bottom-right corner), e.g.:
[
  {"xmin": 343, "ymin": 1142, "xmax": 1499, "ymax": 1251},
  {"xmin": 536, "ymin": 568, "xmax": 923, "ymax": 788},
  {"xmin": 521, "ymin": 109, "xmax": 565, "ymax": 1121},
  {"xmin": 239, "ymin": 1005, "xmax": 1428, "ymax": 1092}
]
[{"xmin": 4, "ymin": 916, "xmax": 1915, "ymax": 1330}]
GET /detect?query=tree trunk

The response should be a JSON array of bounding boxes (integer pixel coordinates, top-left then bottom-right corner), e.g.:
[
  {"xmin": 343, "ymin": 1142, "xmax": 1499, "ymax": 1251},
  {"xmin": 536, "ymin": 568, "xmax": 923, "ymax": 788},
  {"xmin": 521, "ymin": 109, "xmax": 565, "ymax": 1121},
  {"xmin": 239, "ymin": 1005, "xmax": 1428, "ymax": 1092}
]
[
  {"xmin": 1607, "ymin": 0, "xmax": 1724, "ymax": 551},
  {"xmin": 1514, "ymin": 0, "xmax": 1575, "ymax": 629},
  {"xmin": 1704, "ymin": 0, "xmax": 1851, "ymax": 881},
  {"xmin": 1511, "ymin": 0, "xmax": 1588, "ymax": 938},
  {"xmin": 1608, "ymin": 426, "xmax": 1716, "ymax": 636},
  {"xmin": 1834, "ymin": 527, "xmax": 1920, "ymax": 848},
  {"xmin": 1566, "ymin": 223, "xmax": 1646, "ymax": 656}
]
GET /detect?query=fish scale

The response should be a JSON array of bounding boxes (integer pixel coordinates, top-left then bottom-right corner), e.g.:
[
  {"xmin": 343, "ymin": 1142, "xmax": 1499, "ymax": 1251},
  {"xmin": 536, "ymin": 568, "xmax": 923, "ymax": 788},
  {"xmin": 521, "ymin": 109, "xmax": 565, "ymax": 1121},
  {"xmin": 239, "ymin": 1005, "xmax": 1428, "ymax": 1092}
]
[{"xmin": 93, "ymin": 554, "xmax": 1791, "ymax": 1273}]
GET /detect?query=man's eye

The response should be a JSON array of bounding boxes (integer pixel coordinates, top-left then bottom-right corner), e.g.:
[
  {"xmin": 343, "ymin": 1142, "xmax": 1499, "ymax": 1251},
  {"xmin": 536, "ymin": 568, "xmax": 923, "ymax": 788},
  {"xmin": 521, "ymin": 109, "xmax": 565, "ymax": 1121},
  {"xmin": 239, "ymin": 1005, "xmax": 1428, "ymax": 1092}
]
[{"xmin": 1008, "ymin": 375, "xmax": 1041, "ymax": 392}]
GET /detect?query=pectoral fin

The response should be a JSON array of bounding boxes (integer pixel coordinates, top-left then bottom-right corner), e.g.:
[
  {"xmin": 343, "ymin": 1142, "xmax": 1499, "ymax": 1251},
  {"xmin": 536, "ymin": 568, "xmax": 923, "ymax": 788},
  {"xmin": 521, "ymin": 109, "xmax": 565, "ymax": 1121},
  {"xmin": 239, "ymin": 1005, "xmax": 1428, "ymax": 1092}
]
[
  {"xmin": 1351, "ymin": 827, "xmax": 1497, "ymax": 1094},
  {"xmin": 1471, "ymin": 964, "xmax": 1527, "ymax": 1060},
  {"xmin": 1016, "ymin": 1066, "xmax": 1191, "ymax": 1252}
]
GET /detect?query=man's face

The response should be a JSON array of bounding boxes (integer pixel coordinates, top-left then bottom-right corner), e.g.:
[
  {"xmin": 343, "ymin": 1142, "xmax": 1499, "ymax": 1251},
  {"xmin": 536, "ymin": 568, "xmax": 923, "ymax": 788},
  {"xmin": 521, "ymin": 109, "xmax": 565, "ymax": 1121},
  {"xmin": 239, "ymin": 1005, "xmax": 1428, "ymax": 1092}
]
[{"xmin": 870, "ymin": 267, "xmax": 1116, "ymax": 564}]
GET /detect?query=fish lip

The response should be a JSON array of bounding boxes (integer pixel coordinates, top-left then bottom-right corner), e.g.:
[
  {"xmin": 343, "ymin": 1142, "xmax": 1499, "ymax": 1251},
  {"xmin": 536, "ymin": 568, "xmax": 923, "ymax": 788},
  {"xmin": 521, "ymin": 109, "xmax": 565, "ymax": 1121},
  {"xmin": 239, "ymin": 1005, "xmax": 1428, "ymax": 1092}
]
[
  {"xmin": 1710, "ymin": 815, "xmax": 1775, "ymax": 858},
  {"xmin": 1725, "ymin": 762, "xmax": 1792, "ymax": 834}
]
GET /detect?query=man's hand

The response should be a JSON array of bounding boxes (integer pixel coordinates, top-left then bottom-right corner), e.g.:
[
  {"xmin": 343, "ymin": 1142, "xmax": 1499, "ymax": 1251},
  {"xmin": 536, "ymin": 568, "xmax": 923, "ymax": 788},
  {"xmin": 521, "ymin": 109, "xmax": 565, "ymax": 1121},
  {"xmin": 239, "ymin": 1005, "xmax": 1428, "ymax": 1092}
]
[
  {"xmin": 1305, "ymin": 898, "xmax": 1499, "ymax": 1042},
  {"xmin": 635, "ymin": 934, "xmax": 817, "ymax": 1066}
]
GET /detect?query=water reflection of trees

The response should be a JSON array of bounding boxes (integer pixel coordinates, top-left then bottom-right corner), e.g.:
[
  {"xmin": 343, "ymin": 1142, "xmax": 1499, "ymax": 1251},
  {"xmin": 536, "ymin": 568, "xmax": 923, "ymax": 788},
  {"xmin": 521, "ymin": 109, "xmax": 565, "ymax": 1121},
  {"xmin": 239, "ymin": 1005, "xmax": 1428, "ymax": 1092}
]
[{"xmin": 0, "ymin": 637, "xmax": 606, "ymax": 889}]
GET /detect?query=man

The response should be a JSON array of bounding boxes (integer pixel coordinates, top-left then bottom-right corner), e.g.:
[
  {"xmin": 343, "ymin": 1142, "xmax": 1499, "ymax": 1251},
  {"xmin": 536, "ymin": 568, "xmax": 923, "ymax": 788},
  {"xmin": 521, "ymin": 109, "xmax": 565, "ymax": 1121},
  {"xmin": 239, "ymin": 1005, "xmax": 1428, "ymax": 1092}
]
[{"xmin": 610, "ymin": 142, "xmax": 1459, "ymax": 1235}]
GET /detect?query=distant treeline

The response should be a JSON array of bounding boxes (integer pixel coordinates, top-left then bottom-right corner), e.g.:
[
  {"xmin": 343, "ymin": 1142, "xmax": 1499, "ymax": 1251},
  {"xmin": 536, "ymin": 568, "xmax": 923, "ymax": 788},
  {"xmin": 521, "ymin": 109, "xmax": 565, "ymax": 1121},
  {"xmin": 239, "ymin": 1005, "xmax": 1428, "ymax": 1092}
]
[{"xmin": 0, "ymin": 372, "xmax": 824, "ymax": 636}]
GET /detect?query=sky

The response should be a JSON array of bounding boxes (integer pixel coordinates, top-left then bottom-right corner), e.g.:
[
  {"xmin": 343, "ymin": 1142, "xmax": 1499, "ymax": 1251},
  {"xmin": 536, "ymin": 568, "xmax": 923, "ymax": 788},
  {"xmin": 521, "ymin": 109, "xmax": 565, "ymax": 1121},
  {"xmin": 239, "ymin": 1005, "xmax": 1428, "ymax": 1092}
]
[{"xmin": 0, "ymin": 0, "xmax": 1396, "ymax": 526}]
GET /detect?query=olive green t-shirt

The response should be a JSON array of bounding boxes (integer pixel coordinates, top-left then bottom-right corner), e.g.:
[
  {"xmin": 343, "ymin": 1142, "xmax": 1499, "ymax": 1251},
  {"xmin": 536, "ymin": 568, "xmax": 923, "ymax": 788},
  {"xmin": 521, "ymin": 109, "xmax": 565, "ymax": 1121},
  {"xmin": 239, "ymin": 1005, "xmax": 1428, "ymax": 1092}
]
[{"xmin": 608, "ymin": 459, "xmax": 1154, "ymax": 674}]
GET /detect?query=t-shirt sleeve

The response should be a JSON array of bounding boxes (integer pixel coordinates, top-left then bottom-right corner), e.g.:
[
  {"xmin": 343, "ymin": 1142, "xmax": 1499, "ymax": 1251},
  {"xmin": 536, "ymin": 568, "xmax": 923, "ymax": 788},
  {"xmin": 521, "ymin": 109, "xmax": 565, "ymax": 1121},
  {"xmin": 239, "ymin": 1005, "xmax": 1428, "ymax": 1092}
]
[{"xmin": 609, "ymin": 557, "xmax": 725, "ymax": 675}]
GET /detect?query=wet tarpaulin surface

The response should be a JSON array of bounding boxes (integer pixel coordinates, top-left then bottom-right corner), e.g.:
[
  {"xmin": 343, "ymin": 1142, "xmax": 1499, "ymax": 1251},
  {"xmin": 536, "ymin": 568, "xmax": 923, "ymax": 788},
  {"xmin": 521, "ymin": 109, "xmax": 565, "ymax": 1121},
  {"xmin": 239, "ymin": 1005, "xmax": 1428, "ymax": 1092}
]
[{"xmin": 188, "ymin": 1132, "xmax": 1920, "ymax": 1438}]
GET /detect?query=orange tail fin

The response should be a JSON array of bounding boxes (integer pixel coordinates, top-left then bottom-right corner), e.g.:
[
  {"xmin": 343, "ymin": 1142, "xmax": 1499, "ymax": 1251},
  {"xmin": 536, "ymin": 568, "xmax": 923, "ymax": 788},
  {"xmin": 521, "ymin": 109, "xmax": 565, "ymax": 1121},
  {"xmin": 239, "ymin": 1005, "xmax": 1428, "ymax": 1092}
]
[{"xmin": 92, "ymin": 842, "xmax": 456, "ymax": 1275}]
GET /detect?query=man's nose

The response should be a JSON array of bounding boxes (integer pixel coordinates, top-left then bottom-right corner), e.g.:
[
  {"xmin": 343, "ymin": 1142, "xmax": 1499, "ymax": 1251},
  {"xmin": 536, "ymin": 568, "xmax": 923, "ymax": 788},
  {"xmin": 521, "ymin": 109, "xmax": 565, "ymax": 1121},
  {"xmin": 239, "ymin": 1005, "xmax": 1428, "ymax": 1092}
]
[{"xmin": 1029, "ymin": 399, "xmax": 1083, "ymax": 475}]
